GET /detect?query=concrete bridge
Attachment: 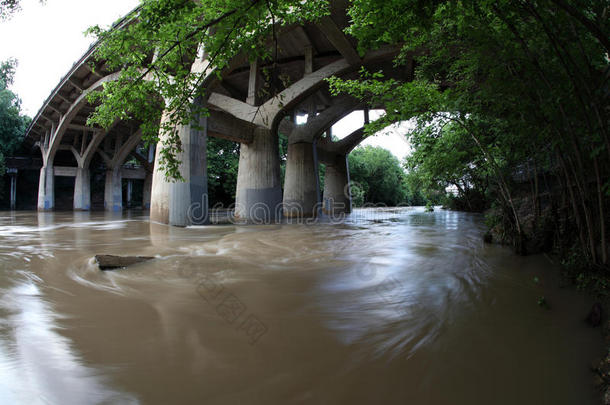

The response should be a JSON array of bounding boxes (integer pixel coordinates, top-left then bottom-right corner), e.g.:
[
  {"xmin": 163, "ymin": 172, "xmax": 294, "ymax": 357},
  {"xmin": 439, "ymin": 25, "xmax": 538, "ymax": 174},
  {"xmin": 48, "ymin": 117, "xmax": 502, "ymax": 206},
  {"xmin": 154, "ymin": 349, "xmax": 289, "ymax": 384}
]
[{"xmin": 18, "ymin": 0, "xmax": 410, "ymax": 226}]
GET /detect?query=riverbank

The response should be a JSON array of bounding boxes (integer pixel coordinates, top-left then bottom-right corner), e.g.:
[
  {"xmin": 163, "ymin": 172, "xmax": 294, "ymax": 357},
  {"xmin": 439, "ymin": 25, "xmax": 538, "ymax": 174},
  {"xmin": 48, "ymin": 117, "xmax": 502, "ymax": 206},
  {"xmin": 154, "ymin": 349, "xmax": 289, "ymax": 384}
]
[
  {"xmin": 593, "ymin": 316, "xmax": 610, "ymax": 404},
  {"xmin": 478, "ymin": 197, "xmax": 610, "ymax": 404}
]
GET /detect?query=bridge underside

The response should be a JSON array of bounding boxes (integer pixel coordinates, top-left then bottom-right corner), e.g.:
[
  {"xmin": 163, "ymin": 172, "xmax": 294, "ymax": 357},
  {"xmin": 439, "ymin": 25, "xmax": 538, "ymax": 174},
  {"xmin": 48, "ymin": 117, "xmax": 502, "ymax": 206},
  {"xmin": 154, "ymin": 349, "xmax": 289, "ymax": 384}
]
[{"xmin": 20, "ymin": 1, "xmax": 410, "ymax": 225}]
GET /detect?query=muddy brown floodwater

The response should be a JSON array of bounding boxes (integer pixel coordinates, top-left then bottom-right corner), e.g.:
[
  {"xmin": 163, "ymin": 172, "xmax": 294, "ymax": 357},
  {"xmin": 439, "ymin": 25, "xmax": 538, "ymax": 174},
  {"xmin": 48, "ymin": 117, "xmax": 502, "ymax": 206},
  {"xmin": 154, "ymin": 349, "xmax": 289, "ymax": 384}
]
[{"xmin": 0, "ymin": 207, "xmax": 603, "ymax": 404}]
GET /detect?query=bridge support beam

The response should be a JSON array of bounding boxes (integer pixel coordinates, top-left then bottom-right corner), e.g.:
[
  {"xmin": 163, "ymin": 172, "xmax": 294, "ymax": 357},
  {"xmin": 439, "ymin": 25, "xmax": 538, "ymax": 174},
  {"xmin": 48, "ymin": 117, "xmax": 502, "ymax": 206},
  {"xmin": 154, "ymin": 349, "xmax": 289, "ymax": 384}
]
[
  {"xmin": 143, "ymin": 172, "xmax": 152, "ymax": 210},
  {"xmin": 283, "ymin": 142, "xmax": 319, "ymax": 217},
  {"xmin": 150, "ymin": 140, "xmax": 170, "ymax": 224},
  {"xmin": 323, "ymin": 154, "xmax": 351, "ymax": 215},
  {"xmin": 9, "ymin": 171, "xmax": 17, "ymax": 210},
  {"xmin": 169, "ymin": 117, "xmax": 208, "ymax": 226},
  {"xmin": 126, "ymin": 179, "xmax": 133, "ymax": 208},
  {"xmin": 150, "ymin": 111, "xmax": 208, "ymax": 226},
  {"xmin": 73, "ymin": 167, "xmax": 91, "ymax": 210},
  {"xmin": 37, "ymin": 165, "xmax": 55, "ymax": 211},
  {"xmin": 104, "ymin": 168, "xmax": 123, "ymax": 212},
  {"xmin": 235, "ymin": 127, "xmax": 282, "ymax": 222}
]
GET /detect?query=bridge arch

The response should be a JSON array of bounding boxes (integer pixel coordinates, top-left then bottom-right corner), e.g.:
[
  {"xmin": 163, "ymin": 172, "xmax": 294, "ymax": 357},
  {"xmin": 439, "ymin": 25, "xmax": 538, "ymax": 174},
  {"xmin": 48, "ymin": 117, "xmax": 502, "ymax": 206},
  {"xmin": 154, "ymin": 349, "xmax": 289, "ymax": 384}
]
[{"xmin": 24, "ymin": 1, "xmax": 408, "ymax": 225}]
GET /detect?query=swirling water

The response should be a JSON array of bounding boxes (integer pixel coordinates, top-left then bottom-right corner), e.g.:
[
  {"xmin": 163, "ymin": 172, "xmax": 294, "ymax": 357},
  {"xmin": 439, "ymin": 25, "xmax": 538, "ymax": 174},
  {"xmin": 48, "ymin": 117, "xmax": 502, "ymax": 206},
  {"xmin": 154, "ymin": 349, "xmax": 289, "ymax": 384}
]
[{"xmin": 0, "ymin": 208, "xmax": 602, "ymax": 404}]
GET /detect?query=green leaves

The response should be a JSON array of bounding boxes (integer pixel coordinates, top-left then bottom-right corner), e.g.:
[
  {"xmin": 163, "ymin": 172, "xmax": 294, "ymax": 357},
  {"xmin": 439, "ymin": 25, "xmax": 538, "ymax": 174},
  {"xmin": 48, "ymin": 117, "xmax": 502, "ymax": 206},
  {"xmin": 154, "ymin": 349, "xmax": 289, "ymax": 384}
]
[
  {"xmin": 0, "ymin": 0, "xmax": 20, "ymax": 20},
  {"xmin": 348, "ymin": 146, "xmax": 408, "ymax": 206},
  {"xmin": 82, "ymin": 0, "xmax": 608, "ymax": 263},
  {"xmin": 86, "ymin": 0, "xmax": 329, "ymax": 180},
  {"xmin": 328, "ymin": 70, "xmax": 444, "ymax": 137},
  {"xmin": 207, "ymin": 136, "xmax": 240, "ymax": 204},
  {"xmin": 334, "ymin": 0, "xmax": 609, "ymax": 263},
  {"xmin": 0, "ymin": 59, "xmax": 29, "ymax": 195}
]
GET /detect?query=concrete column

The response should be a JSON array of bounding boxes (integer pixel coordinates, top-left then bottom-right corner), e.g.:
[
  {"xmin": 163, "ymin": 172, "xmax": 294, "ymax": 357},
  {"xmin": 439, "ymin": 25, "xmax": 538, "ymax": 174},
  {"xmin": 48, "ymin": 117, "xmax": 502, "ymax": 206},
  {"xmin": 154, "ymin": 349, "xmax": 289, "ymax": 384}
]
[
  {"xmin": 73, "ymin": 167, "xmax": 91, "ymax": 211},
  {"xmin": 283, "ymin": 142, "xmax": 318, "ymax": 217},
  {"xmin": 150, "ymin": 111, "xmax": 208, "ymax": 226},
  {"xmin": 304, "ymin": 45, "xmax": 313, "ymax": 75},
  {"xmin": 323, "ymin": 154, "xmax": 351, "ymax": 215},
  {"xmin": 150, "ymin": 112, "xmax": 173, "ymax": 223},
  {"xmin": 104, "ymin": 168, "xmax": 122, "ymax": 212},
  {"xmin": 169, "ymin": 118, "xmax": 208, "ymax": 226},
  {"xmin": 150, "ymin": 142, "xmax": 171, "ymax": 223},
  {"xmin": 246, "ymin": 60, "xmax": 260, "ymax": 106},
  {"xmin": 126, "ymin": 179, "xmax": 133, "ymax": 208},
  {"xmin": 235, "ymin": 127, "xmax": 282, "ymax": 222},
  {"xmin": 313, "ymin": 138, "xmax": 321, "ymax": 215},
  {"xmin": 9, "ymin": 172, "xmax": 17, "ymax": 210},
  {"xmin": 37, "ymin": 165, "xmax": 55, "ymax": 211},
  {"xmin": 147, "ymin": 145, "xmax": 155, "ymax": 163},
  {"xmin": 143, "ymin": 172, "xmax": 152, "ymax": 210}
]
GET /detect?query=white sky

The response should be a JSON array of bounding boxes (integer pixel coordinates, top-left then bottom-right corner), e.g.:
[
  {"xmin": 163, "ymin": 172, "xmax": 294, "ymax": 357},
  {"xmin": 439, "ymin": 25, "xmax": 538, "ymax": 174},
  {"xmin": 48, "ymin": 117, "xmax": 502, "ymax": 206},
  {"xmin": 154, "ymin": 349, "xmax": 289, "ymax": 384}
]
[
  {"xmin": 0, "ymin": 0, "xmax": 411, "ymax": 161},
  {"xmin": 0, "ymin": 0, "xmax": 139, "ymax": 114},
  {"xmin": 329, "ymin": 110, "xmax": 412, "ymax": 161}
]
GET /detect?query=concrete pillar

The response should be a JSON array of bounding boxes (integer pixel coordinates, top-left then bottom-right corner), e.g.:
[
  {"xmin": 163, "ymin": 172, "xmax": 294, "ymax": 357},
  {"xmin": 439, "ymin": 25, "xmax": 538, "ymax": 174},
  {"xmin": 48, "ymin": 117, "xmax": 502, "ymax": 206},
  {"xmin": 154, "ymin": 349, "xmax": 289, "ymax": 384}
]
[
  {"xmin": 126, "ymin": 179, "xmax": 133, "ymax": 208},
  {"xmin": 150, "ymin": 111, "xmax": 208, "ymax": 226},
  {"xmin": 104, "ymin": 168, "xmax": 122, "ymax": 212},
  {"xmin": 283, "ymin": 142, "xmax": 319, "ymax": 217},
  {"xmin": 37, "ymin": 165, "xmax": 55, "ymax": 211},
  {"xmin": 73, "ymin": 167, "xmax": 91, "ymax": 211},
  {"xmin": 147, "ymin": 144, "xmax": 155, "ymax": 163},
  {"xmin": 9, "ymin": 171, "xmax": 17, "ymax": 210},
  {"xmin": 304, "ymin": 45, "xmax": 313, "ymax": 75},
  {"xmin": 169, "ymin": 119, "xmax": 208, "ymax": 226},
  {"xmin": 143, "ymin": 172, "xmax": 152, "ymax": 210},
  {"xmin": 313, "ymin": 138, "xmax": 321, "ymax": 215},
  {"xmin": 150, "ymin": 140, "xmax": 171, "ymax": 223},
  {"xmin": 235, "ymin": 127, "xmax": 282, "ymax": 222},
  {"xmin": 151, "ymin": 112, "xmax": 173, "ymax": 223},
  {"xmin": 246, "ymin": 60, "xmax": 260, "ymax": 106},
  {"xmin": 323, "ymin": 154, "xmax": 352, "ymax": 215}
]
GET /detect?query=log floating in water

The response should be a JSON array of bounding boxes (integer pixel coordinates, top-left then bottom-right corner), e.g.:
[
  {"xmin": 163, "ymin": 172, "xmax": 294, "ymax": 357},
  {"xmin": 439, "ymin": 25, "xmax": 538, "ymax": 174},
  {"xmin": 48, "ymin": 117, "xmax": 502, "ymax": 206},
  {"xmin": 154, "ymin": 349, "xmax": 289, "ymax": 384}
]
[{"xmin": 95, "ymin": 255, "xmax": 154, "ymax": 271}]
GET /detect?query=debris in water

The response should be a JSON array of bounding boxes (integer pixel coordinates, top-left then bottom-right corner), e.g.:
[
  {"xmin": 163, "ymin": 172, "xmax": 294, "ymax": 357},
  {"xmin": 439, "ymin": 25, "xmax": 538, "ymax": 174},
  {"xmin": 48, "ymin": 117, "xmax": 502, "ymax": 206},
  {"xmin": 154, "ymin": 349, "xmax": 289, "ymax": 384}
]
[{"xmin": 95, "ymin": 255, "xmax": 154, "ymax": 271}]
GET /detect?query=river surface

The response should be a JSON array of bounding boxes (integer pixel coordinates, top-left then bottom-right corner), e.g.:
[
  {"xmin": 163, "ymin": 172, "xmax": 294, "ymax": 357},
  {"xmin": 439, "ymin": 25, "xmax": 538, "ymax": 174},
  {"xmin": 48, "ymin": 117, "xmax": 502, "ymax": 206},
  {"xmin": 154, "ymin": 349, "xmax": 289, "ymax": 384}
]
[{"xmin": 0, "ymin": 208, "xmax": 602, "ymax": 404}]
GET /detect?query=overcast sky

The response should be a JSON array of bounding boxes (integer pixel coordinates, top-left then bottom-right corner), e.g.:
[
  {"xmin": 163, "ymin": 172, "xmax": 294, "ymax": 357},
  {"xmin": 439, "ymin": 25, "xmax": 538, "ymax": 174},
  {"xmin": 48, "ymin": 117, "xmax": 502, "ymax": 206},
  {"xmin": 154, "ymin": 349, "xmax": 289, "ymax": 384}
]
[{"xmin": 0, "ymin": 0, "xmax": 411, "ymax": 160}]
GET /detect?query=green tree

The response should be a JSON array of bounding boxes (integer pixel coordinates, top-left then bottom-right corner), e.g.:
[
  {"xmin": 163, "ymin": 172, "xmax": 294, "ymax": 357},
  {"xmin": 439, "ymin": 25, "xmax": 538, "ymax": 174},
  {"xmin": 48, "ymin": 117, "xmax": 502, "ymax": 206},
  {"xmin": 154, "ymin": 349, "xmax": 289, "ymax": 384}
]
[
  {"xmin": 86, "ymin": 0, "xmax": 609, "ymax": 263},
  {"xmin": 86, "ymin": 0, "xmax": 328, "ymax": 180},
  {"xmin": 207, "ymin": 137, "xmax": 239, "ymax": 206},
  {"xmin": 405, "ymin": 121, "xmax": 489, "ymax": 211},
  {"xmin": 348, "ymin": 146, "xmax": 408, "ymax": 206},
  {"xmin": 1, "ymin": 0, "xmax": 45, "ymax": 20},
  {"xmin": 0, "ymin": 0, "xmax": 20, "ymax": 20},
  {"xmin": 0, "ymin": 59, "xmax": 30, "ymax": 176},
  {"xmin": 329, "ymin": 0, "xmax": 609, "ymax": 261}
]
